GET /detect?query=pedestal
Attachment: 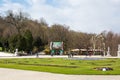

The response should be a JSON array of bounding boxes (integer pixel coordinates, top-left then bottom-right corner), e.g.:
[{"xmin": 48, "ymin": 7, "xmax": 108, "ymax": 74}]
[
  {"xmin": 106, "ymin": 47, "xmax": 111, "ymax": 57},
  {"xmin": 14, "ymin": 49, "xmax": 18, "ymax": 56},
  {"xmin": 106, "ymin": 53, "xmax": 111, "ymax": 57},
  {"xmin": 106, "ymin": 52, "xmax": 111, "ymax": 57},
  {"xmin": 117, "ymin": 51, "xmax": 120, "ymax": 57}
]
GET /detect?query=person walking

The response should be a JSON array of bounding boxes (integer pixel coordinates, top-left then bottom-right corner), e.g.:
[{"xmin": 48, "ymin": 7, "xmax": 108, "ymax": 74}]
[{"xmin": 36, "ymin": 52, "xmax": 39, "ymax": 58}]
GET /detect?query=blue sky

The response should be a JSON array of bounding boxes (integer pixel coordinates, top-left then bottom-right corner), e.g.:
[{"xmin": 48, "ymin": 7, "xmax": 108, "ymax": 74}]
[{"xmin": 0, "ymin": 0, "xmax": 120, "ymax": 33}]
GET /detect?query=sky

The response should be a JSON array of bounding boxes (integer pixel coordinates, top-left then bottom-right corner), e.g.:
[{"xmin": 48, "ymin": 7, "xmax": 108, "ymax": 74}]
[{"xmin": 0, "ymin": 0, "xmax": 120, "ymax": 33}]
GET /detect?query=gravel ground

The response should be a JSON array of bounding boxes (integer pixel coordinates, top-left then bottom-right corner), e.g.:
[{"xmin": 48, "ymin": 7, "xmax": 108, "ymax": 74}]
[{"xmin": 0, "ymin": 68, "xmax": 120, "ymax": 80}]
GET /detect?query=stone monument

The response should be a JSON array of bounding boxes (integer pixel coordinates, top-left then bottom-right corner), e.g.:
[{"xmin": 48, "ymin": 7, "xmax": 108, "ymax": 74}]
[
  {"xmin": 117, "ymin": 44, "xmax": 120, "ymax": 57},
  {"xmin": 14, "ymin": 48, "xmax": 18, "ymax": 56},
  {"xmin": 106, "ymin": 47, "xmax": 111, "ymax": 56}
]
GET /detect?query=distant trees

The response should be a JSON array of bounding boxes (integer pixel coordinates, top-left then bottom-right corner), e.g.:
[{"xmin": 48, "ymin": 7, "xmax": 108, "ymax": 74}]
[
  {"xmin": 0, "ymin": 10, "xmax": 120, "ymax": 55},
  {"xmin": 105, "ymin": 31, "xmax": 120, "ymax": 56},
  {"xmin": 23, "ymin": 30, "xmax": 33, "ymax": 51},
  {"xmin": 49, "ymin": 24, "xmax": 69, "ymax": 50}
]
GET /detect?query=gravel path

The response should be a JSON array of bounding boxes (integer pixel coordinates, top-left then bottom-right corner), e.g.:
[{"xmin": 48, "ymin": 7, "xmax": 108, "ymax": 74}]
[{"xmin": 0, "ymin": 68, "xmax": 120, "ymax": 80}]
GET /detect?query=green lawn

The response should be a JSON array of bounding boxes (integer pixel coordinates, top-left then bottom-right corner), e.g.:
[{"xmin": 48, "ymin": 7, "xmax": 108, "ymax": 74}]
[{"xmin": 0, "ymin": 58, "xmax": 120, "ymax": 75}]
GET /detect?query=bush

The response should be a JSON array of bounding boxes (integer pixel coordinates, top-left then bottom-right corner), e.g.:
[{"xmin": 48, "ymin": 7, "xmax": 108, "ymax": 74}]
[
  {"xmin": 32, "ymin": 46, "xmax": 38, "ymax": 54},
  {"xmin": 0, "ymin": 47, "xmax": 2, "ymax": 51},
  {"xmin": 17, "ymin": 52, "xmax": 27, "ymax": 56},
  {"xmin": 43, "ymin": 48, "xmax": 50, "ymax": 55}
]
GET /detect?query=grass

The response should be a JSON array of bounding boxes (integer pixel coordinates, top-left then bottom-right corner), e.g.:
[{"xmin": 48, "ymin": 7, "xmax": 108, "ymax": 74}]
[{"xmin": 0, "ymin": 58, "xmax": 120, "ymax": 75}]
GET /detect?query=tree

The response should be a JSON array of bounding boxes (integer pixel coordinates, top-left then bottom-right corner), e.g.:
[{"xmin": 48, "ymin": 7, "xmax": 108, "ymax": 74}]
[
  {"xmin": 16, "ymin": 34, "xmax": 26, "ymax": 51},
  {"xmin": 9, "ymin": 34, "xmax": 26, "ymax": 51},
  {"xmin": 5, "ymin": 10, "xmax": 28, "ymax": 34},
  {"xmin": 23, "ymin": 30, "xmax": 33, "ymax": 52},
  {"xmin": 33, "ymin": 36, "xmax": 46, "ymax": 51},
  {"xmin": 49, "ymin": 24, "xmax": 69, "ymax": 50}
]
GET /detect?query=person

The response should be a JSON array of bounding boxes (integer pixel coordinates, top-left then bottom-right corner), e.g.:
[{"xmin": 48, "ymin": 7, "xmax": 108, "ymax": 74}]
[
  {"xmin": 71, "ymin": 51, "xmax": 74, "ymax": 57},
  {"xmin": 36, "ymin": 52, "xmax": 39, "ymax": 58},
  {"xmin": 86, "ymin": 51, "xmax": 88, "ymax": 56},
  {"xmin": 51, "ymin": 50, "xmax": 54, "ymax": 56},
  {"xmin": 68, "ymin": 51, "xmax": 71, "ymax": 58}
]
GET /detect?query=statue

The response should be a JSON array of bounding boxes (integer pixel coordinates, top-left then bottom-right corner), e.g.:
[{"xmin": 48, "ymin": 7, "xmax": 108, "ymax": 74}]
[
  {"xmin": 117, "ymin": 44, "xmax": 120, "ymax": 57},
  {"xmin": 14, "ymin": 48, "xmax": 18, "ymax": 56},
  {"xmin": 106, "ymin": 47, "xmax": 111, "ymax": 56}
]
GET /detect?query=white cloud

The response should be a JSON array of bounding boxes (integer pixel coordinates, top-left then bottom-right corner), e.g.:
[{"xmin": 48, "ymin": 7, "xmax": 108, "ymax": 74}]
[
  {"xmin": 0, "ymin": 0, "xmax": 120, "ymax": 33},
  {"xmin": 47, "ymin": 0, "xmax": 120, "ymax": 33},
  {"xmin": 0, "ymin": 0, "xmax": 24, "ymax": 13},
  {"xmin": 26, "ymin": 0, "xmax": 46, "ymax": 5}
]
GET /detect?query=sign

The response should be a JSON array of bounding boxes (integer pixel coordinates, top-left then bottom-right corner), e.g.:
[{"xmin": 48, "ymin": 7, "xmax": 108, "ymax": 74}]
[{"xmin": 50, "ymin": 42, "xmax": 63, "ymax": 50}]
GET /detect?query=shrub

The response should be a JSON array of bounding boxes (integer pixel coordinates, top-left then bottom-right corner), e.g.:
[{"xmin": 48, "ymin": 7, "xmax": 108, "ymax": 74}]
[
  {"xmin": 43, "ymin": 48, "xmax": 50, "ymax": 55},
  {"xmin": 32, "ymin": 46, "xmax": 38, "ymax": 54},
  {"xmin": 0, "ymin": 47, "xmax": 2, "ymax": 51}
]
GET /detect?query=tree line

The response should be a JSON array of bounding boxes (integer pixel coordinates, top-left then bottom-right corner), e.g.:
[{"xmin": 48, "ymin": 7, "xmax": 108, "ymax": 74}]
[{"xmin": 0, "ymin": 10, "xmax": 120, "ymax": 56}]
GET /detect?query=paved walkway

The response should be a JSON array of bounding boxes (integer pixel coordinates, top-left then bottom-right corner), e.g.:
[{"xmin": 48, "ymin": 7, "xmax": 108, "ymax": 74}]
[
  {"xmin": 0, "ymin": 52, "xmax": 13, "ymax": 56},
  {"xmin": 0, "ymin": 52, "xmax": 119, "ymax": 59},
  {"xmin": 0, "ymin": 68, "xmax": 120, "ymax": 80}
]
